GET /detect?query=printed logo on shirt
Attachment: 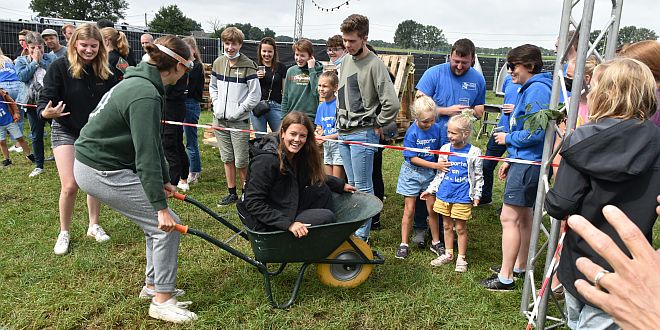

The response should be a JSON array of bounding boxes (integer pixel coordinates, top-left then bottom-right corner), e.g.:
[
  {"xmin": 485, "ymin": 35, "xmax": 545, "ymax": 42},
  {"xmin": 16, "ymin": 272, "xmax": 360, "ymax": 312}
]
[
  {"xmin": 462, "ymin": 82, "xmax": 477, "ymax": 91},
  {"xmin": 115, "ymin": 57, "xmax": 129, "ymax": 74},
  {"xmin": 290, "ymin": 73, "xmax": 311, "ymax": 86}
]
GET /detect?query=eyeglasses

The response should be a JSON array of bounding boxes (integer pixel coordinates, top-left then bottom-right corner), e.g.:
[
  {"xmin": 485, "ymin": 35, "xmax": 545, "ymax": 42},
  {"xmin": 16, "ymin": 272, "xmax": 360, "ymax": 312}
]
[
  {"xmin": 326, "ymin": 47, "xmax": 343, "ymax": 53},
  {"xmin": 506, "ymin": 62, "xmax": 518, "ymax": 71}
]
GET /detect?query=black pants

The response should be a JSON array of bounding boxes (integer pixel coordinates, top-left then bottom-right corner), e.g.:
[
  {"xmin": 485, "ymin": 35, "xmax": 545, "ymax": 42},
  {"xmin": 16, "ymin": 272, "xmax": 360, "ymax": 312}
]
[
  {"xmin": 482, "ymin": 134, "xmax": 508, "ymax": 204},
  {"xmin": 296, "ymin": 183, "xmax": 336, "ymax": 225},
  {"xmin": 371, "ymin": 147, "xmax": 385, "ymax": 224},
  {"xmin": 162, "ymin": 126, "xmax": 189, "ymax": 184}
]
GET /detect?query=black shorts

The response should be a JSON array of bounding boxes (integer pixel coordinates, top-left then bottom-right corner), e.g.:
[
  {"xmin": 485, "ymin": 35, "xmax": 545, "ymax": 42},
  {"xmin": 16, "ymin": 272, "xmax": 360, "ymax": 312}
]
[{"xmin": 503, "ymin": 163, "xmax": 541, "ymax": 208}]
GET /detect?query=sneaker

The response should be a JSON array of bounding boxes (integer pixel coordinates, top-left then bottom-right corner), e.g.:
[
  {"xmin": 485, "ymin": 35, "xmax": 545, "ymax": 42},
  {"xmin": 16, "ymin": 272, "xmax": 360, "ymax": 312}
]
[
  {"xmin": 45, "ymin": 155, "xmax": 55, "ymax": 161},
  {"xmin": 26, "ymin": 154, "xmax": 35, "ymax": 163},
  {"xmin": 2, "ymin": 159, "xmax": 11, "ymax": 167},
  {"xmin": 139, "ymin": 286, "xmax": 186, "ymax": 299},
  {"xmin": 429, "ymin": 241, "xmax": 445, "ymax": 257},
  {"xmin": 430, "ymin": 252, "xmax": 453, "ymax": 267},
  {"xmin": 412, "ymin": 228, "xmax": 427, "ymax": 248},
  {"xmin": 9, "ymin": 145, "xmax": 23, "ymax": 153},
  {"xmin": 480, "ymin": 273, "xmax": 515, "ymax": 291},
  {"xmin": 455, "ymin": 257, "xmax": 468, "ymax": 272},
  {"xmin": 87, "ymin": 225, "xmax": 111, "ymax": 243},
  {"xmin": 148, "ymin": 297, "xmax": 197, "ymax": 324},
  {"xmin": 29, "ymin": 167, "xmax": 45, "ymax": 177},
  {"xmin": 395, "ymin": 244, "xmax": 409, "ymax": 259},
  {"xmin": 489, "ymin": 265, "xmax": 525, "ymax": 279},
  {"xmin": 54, "ymin": 231, "xmax": 70, "ymax": 255},
  {"xmin": 217, "ymin": 193, "xmax": 238, "ymax": 206},
  {"xmin": 177, "ymin": 181, "xmax": 190, "ymax": 192},
  {"xmin": 370, "ymin": 219, "xmax": 381, "ymax": 230},
  {"xmin": 187, "ymin": 172, "xmax": 200, "ymax": 185}
]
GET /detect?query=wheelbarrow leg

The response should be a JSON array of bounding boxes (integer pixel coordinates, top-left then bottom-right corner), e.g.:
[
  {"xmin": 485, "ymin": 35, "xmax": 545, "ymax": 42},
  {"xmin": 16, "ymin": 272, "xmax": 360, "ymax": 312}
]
[{"xmin": 262, "ymin": 263, "xmax": 310, "ymax": 309}]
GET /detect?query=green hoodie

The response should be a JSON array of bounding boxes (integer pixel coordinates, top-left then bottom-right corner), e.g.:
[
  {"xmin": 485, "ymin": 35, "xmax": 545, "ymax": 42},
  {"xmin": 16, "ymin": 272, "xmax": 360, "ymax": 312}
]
[
  {"xmin": 281, "ymin": 62, "xmax": 323, "ymax": 121},
  {"xmin": 75, "ymin": 62, "xmax": 170, "ymax": 211}
]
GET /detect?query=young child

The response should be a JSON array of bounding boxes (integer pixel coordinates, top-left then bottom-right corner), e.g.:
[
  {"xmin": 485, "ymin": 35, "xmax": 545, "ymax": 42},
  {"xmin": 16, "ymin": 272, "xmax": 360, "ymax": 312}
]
[
  {"xmin": 421, "ymin": 111, "xmax": 483, "ymax": 272},
  {"xmin": 395, "ymin": 95, "xmax": 445, "ymax": 259},
  {"xmin": 0, "ymin": 90, "xmax": 33, "ymax": 167},
  {"xmin": 314, "ymin": 71, "xmax": 344, "ymax": 179},
  {"xmin": 281, "ymin": 38, "xmax": 324, "ymax": 122}
]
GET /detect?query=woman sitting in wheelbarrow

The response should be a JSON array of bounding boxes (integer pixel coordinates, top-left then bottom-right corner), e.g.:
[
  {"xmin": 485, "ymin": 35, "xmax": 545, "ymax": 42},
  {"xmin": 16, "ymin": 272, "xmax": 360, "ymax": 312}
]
[{"xmin": 238, "ymin": 111, "xmax": 356, "ymax": 238}]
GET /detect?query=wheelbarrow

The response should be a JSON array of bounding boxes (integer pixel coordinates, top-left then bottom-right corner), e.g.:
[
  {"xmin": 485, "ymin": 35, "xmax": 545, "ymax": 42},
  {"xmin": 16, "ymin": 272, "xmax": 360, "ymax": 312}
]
[{"xmin": 172, "ymin": 191, "xmax": 385, "ymax": 309}]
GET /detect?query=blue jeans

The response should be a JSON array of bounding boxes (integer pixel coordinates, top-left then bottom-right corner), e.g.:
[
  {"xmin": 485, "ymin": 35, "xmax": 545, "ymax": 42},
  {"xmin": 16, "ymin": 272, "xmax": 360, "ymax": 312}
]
[
  {"xmin": 26, "ymin": 108, "xmax": 45, "ymax": 168},
  {"xmin": 249, "ymin": 101, "xmax": 282, "ymax": 138},
  {"xmin": 482, "ymin": 134, "xmax": 508, "ymax": 204},
  {"xmin": 0, "ymin": 80, "xmax": 25, "ymax": 139},
  {"xmin": 338, "ymin": 129, "xmax": 378, "ymax": 241},
  {"xmin": 183, "ymin": 99, "xmax": 202, "ymax": 173},
  {"xmin": 564, "ymin": 291, "xmax": 619, "ymax": 330}
]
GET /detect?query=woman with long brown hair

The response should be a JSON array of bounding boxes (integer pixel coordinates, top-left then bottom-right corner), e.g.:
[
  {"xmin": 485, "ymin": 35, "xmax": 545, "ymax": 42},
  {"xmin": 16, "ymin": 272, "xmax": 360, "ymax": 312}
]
[
  {"xmin": 238, "ymin": 111, "xmax": 355, "ymax": 238},
  {"xmin": 250, "ymin": 36, "xmax": 287, "ymax": 136},
  {"xmin": 37, "ymin": 23, "xmax": 117, "ymax": 255}
]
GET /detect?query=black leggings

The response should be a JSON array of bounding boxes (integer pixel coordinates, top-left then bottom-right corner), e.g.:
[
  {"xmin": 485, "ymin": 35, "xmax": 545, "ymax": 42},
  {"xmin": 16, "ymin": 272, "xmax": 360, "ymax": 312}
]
[
  {"xmin": 162, "ymin": 126, "xmax": 189, "ymax": 184},
  {"xmin": 296, "ymin": 183, "xmax": 336, "ymax": 225}
]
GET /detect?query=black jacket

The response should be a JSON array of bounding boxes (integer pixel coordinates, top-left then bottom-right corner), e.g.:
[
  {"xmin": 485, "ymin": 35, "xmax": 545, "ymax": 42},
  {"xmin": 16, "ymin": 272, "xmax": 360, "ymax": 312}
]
[
  {"xmin": 186, "ymin": 61, "xmax": 204, "ymax": 102},
  {"xmin": 108, "ymin": 50, "xmax": 130, "ymax": 81},
  {"xmin": 545, "ymin": 118, "xmax": 660, "ymax": 306},
  {"xmin": 37, "ymin": 57, "xmax": 117, "ymax": 137},
  {"xmin": 237, "ymin": 134, "xmax": 345, "ymax": 232}
]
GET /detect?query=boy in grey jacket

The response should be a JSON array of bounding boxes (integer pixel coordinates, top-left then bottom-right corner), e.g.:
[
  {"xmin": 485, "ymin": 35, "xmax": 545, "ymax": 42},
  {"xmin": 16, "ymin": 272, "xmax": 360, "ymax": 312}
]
[{"xmin": 210, "ymin": 27, "xmax": 261, "ymax": 205}]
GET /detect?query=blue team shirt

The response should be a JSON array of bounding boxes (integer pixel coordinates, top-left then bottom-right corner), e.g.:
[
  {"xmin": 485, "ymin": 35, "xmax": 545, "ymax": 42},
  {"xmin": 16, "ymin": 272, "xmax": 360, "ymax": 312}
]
[
  {"xmin": 416, "ymin": 63, "xmax": 486, "ymax": 145},
  {"xmin": 402, "ymin": 122, "xmax": 442, "ymax": 163},
  {"xmin": 499, "ymin": 75, "xmax": 521, "ymax": 132},
  {"xmin": 314, "ymin": 98, "xmax": 337, "ymax": 136},
  {"xmin": 0, "ymin": 59, "xmax": 20, "ymax": 82},
  {"xmin": 0, "ymin": 103, "xmax": 13, "ymax": 126},
  {"xmin": 436, "ymin": 144, "xmax": 472, "ymax": 204}
]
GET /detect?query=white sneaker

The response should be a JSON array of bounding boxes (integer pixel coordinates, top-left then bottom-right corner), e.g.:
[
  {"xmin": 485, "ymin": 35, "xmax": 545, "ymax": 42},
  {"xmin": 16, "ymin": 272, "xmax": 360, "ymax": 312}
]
[
  {"xmin": 187, "ymin": 172, "xmax": 200, "ymax": 185},
  {"xmin": 29, "ymin": 167, "xmax": 45, "ymax": 177},
  {"xmin": 177, "ymin": 182, "xmax": 190, "ymax": 192},
  {"xmin": 54, "ymin": 232, "xmax": 70, "ymax": 255},
  {"xmin": 87, "ymin": 225, "xmax": 111, "ymax": 243},
  {"xmin": 9, "ymin": 145, "xmax": 23, "ymax": 153},
  {"xmin": 139, "ymin": 286, "xmax": 186, "ymax": 299},
  {"xmin": 149, "ymin": 297, "xmax": 198, "ymax": 324}
]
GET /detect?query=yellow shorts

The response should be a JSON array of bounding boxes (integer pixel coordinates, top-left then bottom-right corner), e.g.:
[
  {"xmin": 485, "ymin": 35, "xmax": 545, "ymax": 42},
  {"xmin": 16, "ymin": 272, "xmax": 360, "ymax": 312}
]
[{"xmin": 433, "ymin": 200, "xmax": 472, "ymax": 220}]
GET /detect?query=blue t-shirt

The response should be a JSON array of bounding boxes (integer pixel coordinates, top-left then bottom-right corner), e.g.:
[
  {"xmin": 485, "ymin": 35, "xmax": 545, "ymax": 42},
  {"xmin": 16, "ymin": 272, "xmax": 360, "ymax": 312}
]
[
  {"xmin": 0, "ymin": 59, "xmax": 20, "ymax": 82},
  {"xmin": 436, "ymin": 144, "xmax": 472, "ymax": 204},
  {"xmin": 0, "ymin": 103, "xmax": 13, "ymax": 126},
  {"xmin": 314, "ymin": 98, "xmax": 337, "ymax": 136},
  {"xmin": 499, "ymin": 75, "xmax": 521, "ymax": 132},
  {"xmin": 416, "ymin": 63, "xmax": 486, "ymax": 145},
  {"xmin": 402, "ymin": 122, "xmax": 442, "ymax": 163}
]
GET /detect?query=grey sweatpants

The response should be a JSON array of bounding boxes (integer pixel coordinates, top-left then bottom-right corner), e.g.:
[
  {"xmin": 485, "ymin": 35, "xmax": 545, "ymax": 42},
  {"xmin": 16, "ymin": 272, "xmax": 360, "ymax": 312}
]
[{"xmin": 74, "ymin": 159, "xmax": 180, "ymax": 293}]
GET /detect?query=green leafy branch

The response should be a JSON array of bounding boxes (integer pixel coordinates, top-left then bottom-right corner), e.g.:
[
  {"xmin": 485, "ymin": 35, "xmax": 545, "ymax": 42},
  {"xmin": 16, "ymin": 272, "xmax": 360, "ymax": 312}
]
[{"xmin": 518, "ymin": 103, "xmax": 565, "ymax": 138}]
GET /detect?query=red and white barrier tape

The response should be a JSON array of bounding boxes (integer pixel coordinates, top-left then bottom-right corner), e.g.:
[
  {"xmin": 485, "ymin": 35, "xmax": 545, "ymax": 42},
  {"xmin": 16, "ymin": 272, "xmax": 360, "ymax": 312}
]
[
  {"xmin": 162, "ymin": 120, "xmax": 560, "ymax": 168},
  {"xmin": 0, "ymin": 100, "xmax": 38, "ymax": 108}
]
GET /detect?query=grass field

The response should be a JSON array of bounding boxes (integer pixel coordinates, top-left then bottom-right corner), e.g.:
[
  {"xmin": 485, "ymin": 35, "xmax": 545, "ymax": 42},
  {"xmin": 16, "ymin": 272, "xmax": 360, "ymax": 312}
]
[{"xmin": 1, "ymin": 98, "xmax": 657, "ymax": 329}]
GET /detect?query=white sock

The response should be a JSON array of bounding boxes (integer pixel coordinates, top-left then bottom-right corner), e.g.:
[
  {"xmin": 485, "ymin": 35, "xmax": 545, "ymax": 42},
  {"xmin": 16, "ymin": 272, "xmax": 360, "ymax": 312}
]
[{"xmin": 400, "ymin": 243, "xmax": 409, "ymax": 247}]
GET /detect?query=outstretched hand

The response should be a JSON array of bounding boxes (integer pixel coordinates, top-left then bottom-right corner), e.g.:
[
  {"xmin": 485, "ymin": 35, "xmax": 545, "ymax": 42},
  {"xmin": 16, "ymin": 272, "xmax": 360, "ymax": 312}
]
[{"xmin": 41, "ymin": 100, "xmax": 70, "ymax": 119}]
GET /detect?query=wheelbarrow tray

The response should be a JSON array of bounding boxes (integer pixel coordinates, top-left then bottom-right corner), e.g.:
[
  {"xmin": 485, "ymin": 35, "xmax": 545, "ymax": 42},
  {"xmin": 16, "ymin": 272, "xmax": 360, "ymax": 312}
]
[{"xmin": 244, "ymin": 192, "xmax": 383, "ymax": 263}]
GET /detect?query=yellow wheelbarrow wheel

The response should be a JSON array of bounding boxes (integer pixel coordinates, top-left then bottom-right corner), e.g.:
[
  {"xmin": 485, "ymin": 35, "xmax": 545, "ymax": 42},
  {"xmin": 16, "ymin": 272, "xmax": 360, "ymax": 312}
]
[{"xmin": 316, "ymin": 235, "xmax": 374, "ymax": 288}]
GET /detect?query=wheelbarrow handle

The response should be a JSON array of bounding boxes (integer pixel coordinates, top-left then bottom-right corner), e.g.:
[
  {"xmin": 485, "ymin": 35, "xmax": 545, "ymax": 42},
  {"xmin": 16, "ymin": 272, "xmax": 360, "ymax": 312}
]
[
  {"xmin": 172, "ymin": 192, "xmax": 186, "ymax": 201},
  {"xmin": 174, "ymin": 224, "xmax": 189, "ymax": 234}
]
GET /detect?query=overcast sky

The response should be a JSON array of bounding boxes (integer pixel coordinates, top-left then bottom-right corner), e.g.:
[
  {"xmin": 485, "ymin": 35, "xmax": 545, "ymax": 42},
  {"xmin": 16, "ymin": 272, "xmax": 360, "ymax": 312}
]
[{"xmin": 2, "ymin": 0, "xmax": 658, "ymax": 49}]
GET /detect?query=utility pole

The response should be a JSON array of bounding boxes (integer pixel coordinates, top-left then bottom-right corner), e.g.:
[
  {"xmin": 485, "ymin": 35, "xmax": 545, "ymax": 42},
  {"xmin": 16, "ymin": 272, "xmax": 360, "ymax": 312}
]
[
  {"xmin": 144, "ymin": 13, "xmax": 147, "ymax": 27},
  {"xmin": 294, "ymin": 0, "xmax": 304, "ymax": 40}
]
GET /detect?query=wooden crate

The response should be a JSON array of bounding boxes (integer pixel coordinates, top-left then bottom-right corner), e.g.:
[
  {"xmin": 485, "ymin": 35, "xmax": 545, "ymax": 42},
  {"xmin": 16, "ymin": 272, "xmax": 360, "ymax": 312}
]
[
  {"xmin": 378, "ymin": 54, "xmax": 415, "ymax": 140},
  {"xmin": 201, "ymin": 63, "xmax": 212, "ymax": 111}
]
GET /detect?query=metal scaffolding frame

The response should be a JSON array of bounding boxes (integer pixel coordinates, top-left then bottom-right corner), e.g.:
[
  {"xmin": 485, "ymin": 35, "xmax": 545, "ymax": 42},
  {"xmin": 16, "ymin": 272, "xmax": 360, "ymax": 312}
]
[
  {"xmin": 294, "ymin": 0, "xmax": 305, "ymax": 40},
  {"xmin": 520, "ymin": 0, "xmax": 623, "ymax": 328}
]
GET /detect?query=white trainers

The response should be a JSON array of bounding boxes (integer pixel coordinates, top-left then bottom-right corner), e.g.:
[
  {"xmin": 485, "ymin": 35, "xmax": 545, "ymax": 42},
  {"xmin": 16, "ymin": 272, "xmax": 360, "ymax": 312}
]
[
  {"xmin": 9, "ymin": 145, "xmax": 23, "ymax": 153},
  {"xmin": 29, "ymin": 167, "xmax": 45, "ymax": 178},
  {"xmin": 149, "ymin": 297, "xmax": 198, "ymax": 324},
  {"xmin": 139, "ymin": 285, "xmax": 186, "ymax": 299},
  {"xmin": 187, "ymin": 172, "xmax": 200, "ymax": 185},
  {"xmin": 54, "ymin": 231, "xmax": 70, "ymax": 255},
  {"xmin": 177, "ymin": 181, "xmax": 190, "ymax": 192},
  {"xmin": 87, "ymin": 225, "xmax": 111, "ymax": 243}
]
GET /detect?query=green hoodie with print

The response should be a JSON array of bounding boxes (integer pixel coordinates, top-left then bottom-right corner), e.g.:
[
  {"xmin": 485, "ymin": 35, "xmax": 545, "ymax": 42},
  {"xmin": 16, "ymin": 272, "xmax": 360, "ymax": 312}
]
[
  {"xmin": 281, "ymin": 61, "xmax": 323, "ymax": 121},
  {"xmin": 75, "ymin": 62, "xmax": 170, "ymax": 211}
]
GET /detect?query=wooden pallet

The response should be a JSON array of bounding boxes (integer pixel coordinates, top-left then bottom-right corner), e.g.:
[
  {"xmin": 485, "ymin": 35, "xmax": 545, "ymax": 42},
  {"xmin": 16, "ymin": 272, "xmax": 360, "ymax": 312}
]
[
  {"xmin": 378, "ymin": 54, "xmax": 415, "ymax": 140},
  {"xmin": 201, "ymin": 63, "xmax": 212, "ymax": 111}
]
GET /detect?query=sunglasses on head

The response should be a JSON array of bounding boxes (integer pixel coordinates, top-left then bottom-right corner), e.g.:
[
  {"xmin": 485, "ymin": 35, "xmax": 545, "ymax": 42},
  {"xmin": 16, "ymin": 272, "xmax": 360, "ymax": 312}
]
[{"xmin": 155, "ymin": 44, "xmax": 194, "ymax": 71}]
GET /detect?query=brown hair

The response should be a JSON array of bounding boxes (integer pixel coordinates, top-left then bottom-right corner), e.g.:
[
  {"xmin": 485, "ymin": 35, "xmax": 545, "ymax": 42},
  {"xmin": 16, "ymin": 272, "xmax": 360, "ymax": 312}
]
[
  {"xmin": 67, "ymin": 24, "xmax": 111, "ymax": 80},
  {"xmin": 619, "ymin": 40, "xmax": 660, "ymax": 82},
  {"xmin": 340, "ymin": 14, "xmax": 369, "ymax": 38},
  {"xmin": 451, "ymin": 38, "xmax": 476, "ymax": 59},
  {"xmin": 144, "ymin": 35, "xmax": 191, "ymax": 72},
  {"xmin": 101, "ymin": 27, "xmax": 129, "ymax": 57},
  {"xmin": 61, "ymin": 24, "xmax": 74, "ymax": 35},
  {"xmin": 587, "ymin": 58, "xmax": 658, "ymax": 121},
  {"xmin": 326, "ymin": 35, "xmax": 344, "ymax": 49},
  {"xmin": 319, "ymin": 71, "xmax": 338, "ymax": 87},
  {"xmin": 507, "ymin": 44, "xmax": 544, "ymax": 74},
  {"xmin": 257, "ymin": 36, "xmax": 279, "ymax": 66},
  {"xmin": 221, "ymin": 27, "xmax": 244, "ymax": 44},
  {"xmin": 182, "ymin": 36, "xmax": 202, "ymax": 63},
  {"xmin": 292, "ymin": 38, "xmax": 313, "ymax": 56},
  {"xmin": 278, "ymin": 112, "xmax": 325, "ymax": 185}
]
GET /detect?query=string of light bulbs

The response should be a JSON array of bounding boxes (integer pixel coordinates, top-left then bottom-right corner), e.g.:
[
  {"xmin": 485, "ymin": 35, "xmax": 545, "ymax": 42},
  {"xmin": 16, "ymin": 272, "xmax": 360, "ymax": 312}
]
[{"xmin": 311, "ymin": 0, "xmax": 351, "ymax": 12}]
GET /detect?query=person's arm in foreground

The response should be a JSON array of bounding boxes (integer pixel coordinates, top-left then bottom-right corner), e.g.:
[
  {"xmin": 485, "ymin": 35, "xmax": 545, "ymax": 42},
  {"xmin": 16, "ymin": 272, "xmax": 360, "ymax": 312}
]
[{"xmin": 567, "ymin": 197, "xmax": 660, "ymax": 330}]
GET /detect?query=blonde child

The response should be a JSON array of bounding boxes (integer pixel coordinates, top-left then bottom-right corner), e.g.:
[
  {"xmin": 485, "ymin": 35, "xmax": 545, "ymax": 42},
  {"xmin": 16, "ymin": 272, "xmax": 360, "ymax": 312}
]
[
  {"xmin": 314, "ymin": 71, "xmax": 344, "ymax": 179},
  {"xmin": 421, "ymin": 111, "xmax": 483, "ymax": 272},
  {"xmin": 395, "ymin": 96, "xmax": 445, "ymax": 259}
]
